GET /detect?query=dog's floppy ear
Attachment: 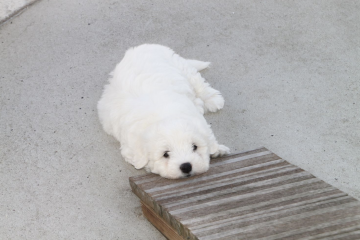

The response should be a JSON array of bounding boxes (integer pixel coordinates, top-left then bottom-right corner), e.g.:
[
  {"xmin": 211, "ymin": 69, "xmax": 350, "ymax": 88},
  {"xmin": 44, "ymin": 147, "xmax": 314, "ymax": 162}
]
[
  {"xmin": 131, "ymin": 152, "xmax": 148, "ymax": 169},
  {"xmin": 121, "ymin": 145, "xmax": 148, "ymax": 169}
]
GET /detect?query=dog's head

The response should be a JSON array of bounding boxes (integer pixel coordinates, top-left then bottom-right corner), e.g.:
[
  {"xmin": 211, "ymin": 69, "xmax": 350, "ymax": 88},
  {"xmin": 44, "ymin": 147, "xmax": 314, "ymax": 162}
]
[{"xmin": 132, "ymin": 119, "xmax": 212, "ymax": 179}]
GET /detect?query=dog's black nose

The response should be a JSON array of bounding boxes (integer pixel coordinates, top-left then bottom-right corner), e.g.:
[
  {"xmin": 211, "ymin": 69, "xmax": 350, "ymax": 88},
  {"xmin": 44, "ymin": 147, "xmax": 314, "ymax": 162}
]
[{"xmin": 180, "ymin": 162, "xmax": 192, "ymax": 174}]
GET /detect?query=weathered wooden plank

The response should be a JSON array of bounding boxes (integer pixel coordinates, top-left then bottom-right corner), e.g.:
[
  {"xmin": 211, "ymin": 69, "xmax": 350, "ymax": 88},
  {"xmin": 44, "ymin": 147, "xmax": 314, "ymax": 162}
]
[
  {"xmin": 141, "ymin": 202, "xmax": 184, "ymax": 240},
  {"xmin": 129, "ymin": 148, "xmax": 360, "ymax": 240}
]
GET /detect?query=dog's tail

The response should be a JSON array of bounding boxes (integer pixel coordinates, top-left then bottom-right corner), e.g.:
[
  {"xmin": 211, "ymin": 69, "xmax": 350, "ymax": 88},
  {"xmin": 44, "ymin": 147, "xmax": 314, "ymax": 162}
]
[{"xmin": 187, "ymin": 59, "xmax": 211, "ymax": 72}]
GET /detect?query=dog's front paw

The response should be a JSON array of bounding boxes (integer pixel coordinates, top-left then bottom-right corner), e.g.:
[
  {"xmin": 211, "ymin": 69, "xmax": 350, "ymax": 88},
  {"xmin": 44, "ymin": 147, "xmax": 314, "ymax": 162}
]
[
  {"xmin": 211, "ymin": 144, "xmax": 230, "ymax": 158},
  {"xmin": 205, "ymin": 93, "xmax": 225, "ymax": 112}
]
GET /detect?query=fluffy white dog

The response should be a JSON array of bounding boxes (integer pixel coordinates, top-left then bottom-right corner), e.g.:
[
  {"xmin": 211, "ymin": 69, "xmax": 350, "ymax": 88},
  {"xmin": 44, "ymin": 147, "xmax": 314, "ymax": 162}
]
[{"xmin": 97, "ymin": 44, "xmax": 230, "ymax": 179}]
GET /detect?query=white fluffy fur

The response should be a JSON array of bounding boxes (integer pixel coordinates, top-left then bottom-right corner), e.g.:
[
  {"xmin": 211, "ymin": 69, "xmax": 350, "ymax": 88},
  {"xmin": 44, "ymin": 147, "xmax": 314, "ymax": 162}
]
[{"xmin": 97, "ymin": 44, "xmax": 230, "ymax": 179}]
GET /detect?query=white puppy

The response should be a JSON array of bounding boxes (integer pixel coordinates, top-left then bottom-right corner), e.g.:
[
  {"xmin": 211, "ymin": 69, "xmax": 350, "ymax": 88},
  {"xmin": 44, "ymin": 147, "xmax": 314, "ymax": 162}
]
[{"xmin": 97, "ymin": 44, "xmax": 230, "ymax": 179}]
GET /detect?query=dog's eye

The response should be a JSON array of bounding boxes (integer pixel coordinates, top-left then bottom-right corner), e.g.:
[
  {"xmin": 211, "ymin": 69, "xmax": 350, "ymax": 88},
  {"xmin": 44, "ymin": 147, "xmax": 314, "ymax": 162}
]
[
  {"xmin": 163, "ymin": 151, "xmax": 169, "ymax": 158},
  {"xmin": 193, "ymin": 144, "xmax": 197, "ymax": 151}
]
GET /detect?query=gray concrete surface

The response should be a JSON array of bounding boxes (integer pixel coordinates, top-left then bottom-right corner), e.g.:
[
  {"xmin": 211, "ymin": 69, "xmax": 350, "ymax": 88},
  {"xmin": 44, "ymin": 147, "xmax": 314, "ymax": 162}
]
[
  {"xmin": 0, "ymin": 0, "xmax": 39, "ymax": 24},
  {"xmin": 1, "ymin": 0, "xmax": 359, "ymax": 239}
]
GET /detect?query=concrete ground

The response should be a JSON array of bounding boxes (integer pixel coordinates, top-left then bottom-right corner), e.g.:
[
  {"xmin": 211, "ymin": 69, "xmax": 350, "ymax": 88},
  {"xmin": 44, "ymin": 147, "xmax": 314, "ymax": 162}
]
[{"xmin": 1, "ymin": 0, "xmax": 359, "ymax": 239}]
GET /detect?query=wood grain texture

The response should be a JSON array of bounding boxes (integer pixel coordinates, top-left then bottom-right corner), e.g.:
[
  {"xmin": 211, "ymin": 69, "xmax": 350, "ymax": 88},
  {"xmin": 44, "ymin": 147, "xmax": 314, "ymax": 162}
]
[
  {"xmin": 141, "ymin": 202, "xmax": 184, "ymax": 240},
  {"xmin": 130, "ymin": 148, "xmax": 360, "ymax": 240}
]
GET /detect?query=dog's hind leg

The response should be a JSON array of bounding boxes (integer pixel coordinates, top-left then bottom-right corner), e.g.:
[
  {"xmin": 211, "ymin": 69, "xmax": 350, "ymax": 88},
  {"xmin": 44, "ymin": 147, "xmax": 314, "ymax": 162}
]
[
  {"xmin": 187, "ymin": 60, "xmax": 210, "ymax": 72},
  {"xmin": 188, "ymin": 71, "xmax": 225, "ymax": 113},
  {"xmin": 172, "ymin": 55, "xmax": 224, "ymax": 113}
]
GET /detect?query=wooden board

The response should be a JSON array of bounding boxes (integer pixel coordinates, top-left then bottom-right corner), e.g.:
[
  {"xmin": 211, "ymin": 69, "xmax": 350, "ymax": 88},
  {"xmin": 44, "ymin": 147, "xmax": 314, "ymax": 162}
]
[
  {"xmin": 141, "ymin": 202, "xmax": 184, "ymax": 240},
  {"xmin": 129, "ymin": 147, "xmax": 360, "ymax": 240}
]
